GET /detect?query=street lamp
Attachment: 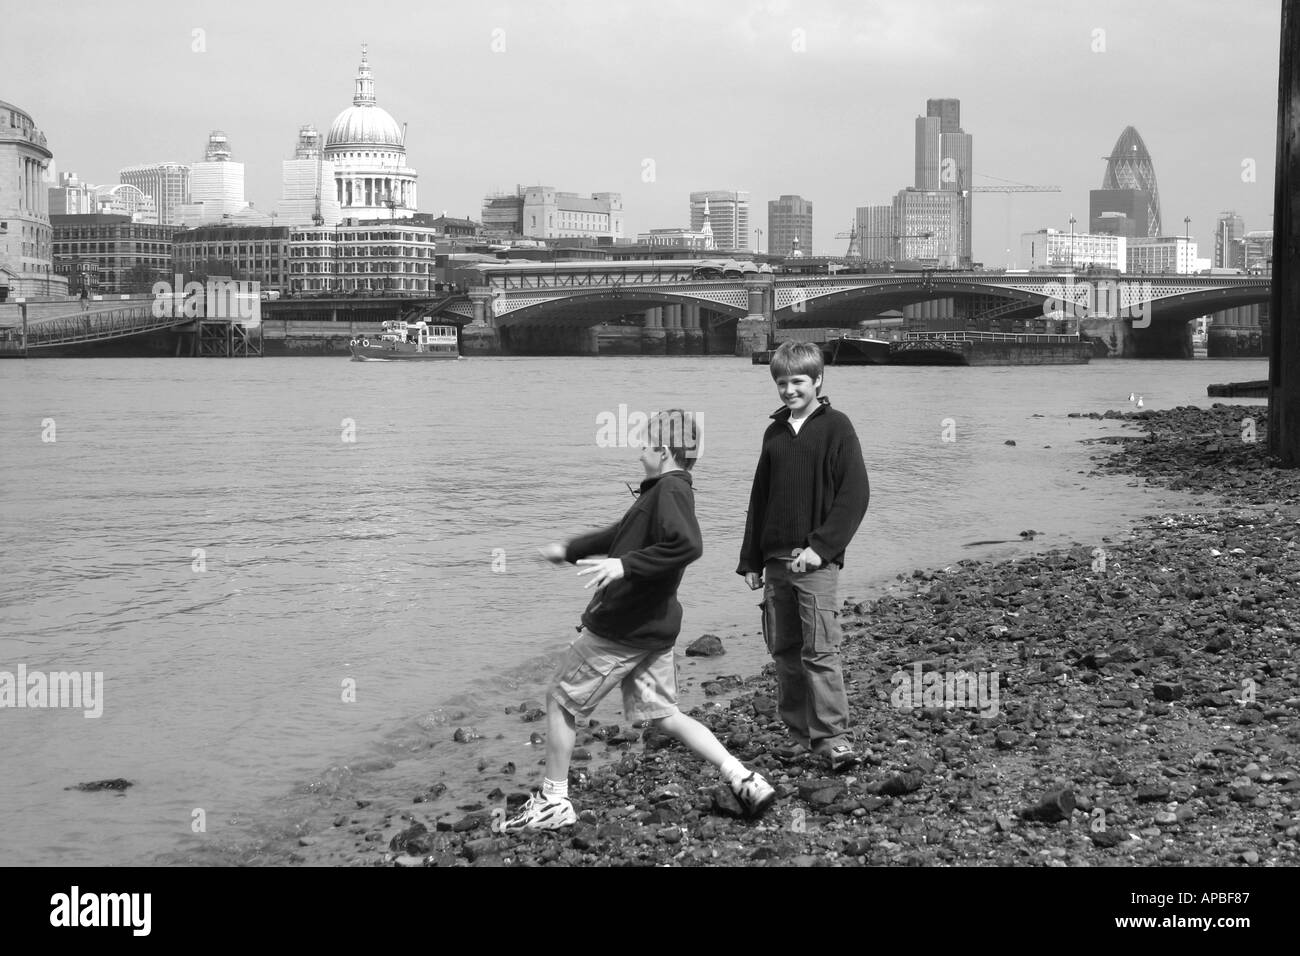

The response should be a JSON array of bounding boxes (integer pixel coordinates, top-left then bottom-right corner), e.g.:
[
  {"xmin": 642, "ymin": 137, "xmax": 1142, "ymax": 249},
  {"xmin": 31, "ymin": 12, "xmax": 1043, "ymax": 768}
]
[
  {"xmin": 1183, "ymin": 217, "xmax": 1191, "ymax": 274},
  {"xmin": 1068, "ymin": 216, "xmax": 1076, "ymax": 271}
]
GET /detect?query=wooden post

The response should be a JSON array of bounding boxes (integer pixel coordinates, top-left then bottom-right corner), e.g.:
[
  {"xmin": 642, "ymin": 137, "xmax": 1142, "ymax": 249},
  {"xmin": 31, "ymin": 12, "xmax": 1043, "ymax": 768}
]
[{"xmin": 1270, "ymin": 0, "xmax": 1300, "ymax": 464}]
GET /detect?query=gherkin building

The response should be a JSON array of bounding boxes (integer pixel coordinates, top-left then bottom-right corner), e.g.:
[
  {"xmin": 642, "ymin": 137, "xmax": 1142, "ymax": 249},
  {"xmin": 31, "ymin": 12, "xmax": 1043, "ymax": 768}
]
[{"xmin": 1102, "ymin": 126, "xmax": 1162, "ymax": 237}]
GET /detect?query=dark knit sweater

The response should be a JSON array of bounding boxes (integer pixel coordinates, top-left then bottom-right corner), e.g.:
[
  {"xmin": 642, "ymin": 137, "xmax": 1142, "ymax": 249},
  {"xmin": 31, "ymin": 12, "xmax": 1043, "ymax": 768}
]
[
  {"xmin": 736, "ymin": 397, "xmax": 870, "ymax": 574},
  {"xmin": 564, "ymin": 470, "xmax": 703, "ymax": 649}
]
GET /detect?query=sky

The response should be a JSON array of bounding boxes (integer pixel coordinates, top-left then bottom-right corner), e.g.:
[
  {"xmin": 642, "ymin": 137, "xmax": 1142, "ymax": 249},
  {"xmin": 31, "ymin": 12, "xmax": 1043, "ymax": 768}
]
[{"xmin": 2, "ymin": 0, "xmax": 1283, "ymax": 266}]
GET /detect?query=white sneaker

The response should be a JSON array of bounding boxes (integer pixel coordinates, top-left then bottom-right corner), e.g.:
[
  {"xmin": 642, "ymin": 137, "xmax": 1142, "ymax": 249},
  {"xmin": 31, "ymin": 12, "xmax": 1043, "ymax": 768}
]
[
  {"xmin": 502, "ymin": 791, "xmax": 577, "ymax": 832},
  {"xmin": 730, "ymin": 771, "xmax": 777, "ymax": 818}
]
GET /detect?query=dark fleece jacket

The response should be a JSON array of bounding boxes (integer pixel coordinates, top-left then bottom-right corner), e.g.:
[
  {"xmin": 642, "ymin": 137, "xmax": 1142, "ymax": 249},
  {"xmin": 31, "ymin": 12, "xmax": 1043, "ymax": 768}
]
[
  {"xmin": 565, "ymin": 469, "xmax": 703, "ymax": 649},
  {"xmin": 737, "ymin": 396, "xmax": 870, "ymax": 574}
]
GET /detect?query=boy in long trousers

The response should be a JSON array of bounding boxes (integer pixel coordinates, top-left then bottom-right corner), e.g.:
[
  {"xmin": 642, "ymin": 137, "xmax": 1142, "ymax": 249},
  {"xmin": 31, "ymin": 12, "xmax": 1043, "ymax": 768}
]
[{"xmin": 738, "ymin": 342, "xmax": 870, "ymax": 772}]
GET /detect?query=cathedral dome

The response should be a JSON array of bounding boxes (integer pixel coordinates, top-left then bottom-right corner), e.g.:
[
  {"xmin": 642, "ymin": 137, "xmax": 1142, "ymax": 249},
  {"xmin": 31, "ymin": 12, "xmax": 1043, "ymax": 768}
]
[
  {"xmin": 324, "ymin": 45, "xmax": 405, "ymax": 150},
  {"xmin": 326, "ymin": 105, "xmax": 404, "ymax": 148}
]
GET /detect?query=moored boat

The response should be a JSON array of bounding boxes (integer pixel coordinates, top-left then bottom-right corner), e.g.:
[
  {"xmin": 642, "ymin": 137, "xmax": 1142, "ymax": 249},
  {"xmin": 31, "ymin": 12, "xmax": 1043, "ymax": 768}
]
[
  {"xmin": 821, "ymin": 332, "xmax": 891, "ymax": 365},
  {"xmin": 349, "ymin": 318, "xmax": 460, "ymax": 361},
  {"xmin": 887, "ymin": 330, "xmax": 1092, "ymax": 366}
]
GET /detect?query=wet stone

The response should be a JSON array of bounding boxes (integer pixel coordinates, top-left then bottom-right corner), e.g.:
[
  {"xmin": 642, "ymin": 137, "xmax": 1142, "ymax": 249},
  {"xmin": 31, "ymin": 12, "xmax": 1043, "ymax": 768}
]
[{"xmin": 685, "ymin": 634, "xmax": 726, "ymax": 657}]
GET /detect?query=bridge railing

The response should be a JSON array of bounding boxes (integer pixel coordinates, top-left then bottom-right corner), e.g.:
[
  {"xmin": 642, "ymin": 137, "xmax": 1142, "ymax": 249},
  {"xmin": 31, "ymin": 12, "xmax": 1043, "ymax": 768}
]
[
  {"xmin": 25, "ymin": 306, "xmax": 190, "ymax": 347},
  {"xmin": 904, "ymin": 330, "xmax": 1082, "ymax": 345}
]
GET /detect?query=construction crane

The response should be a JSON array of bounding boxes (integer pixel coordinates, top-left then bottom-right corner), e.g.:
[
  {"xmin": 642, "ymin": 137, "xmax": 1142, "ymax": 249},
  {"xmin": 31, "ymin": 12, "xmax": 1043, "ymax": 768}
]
[
  {"xmin": 834, "ymin": 223, "xmax": 935, "ymax": 262},
  {"xmin": 832, "ymin": 223, "xmax": 861, "ymax": 259},
  {"xmin": 969, "ymin": 174, "xmax": 1062, "ymax": 267},
  {"xmin": 312, "ymin": 140, "xmax": 324, "ymax": 226}
]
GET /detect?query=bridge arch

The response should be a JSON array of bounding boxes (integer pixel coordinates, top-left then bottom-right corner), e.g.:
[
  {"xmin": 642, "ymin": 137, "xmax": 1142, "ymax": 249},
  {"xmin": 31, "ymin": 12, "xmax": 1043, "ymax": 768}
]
[{"xmin": 481, "ymin": 289, "xmax": 749, "ymax": 328}]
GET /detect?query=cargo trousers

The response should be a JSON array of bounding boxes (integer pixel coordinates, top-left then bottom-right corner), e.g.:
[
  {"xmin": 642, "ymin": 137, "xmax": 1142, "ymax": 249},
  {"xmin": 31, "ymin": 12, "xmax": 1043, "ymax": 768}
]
[{"xmin": 760, "ymin": 558, "xmax": 852, "ymax": 753}]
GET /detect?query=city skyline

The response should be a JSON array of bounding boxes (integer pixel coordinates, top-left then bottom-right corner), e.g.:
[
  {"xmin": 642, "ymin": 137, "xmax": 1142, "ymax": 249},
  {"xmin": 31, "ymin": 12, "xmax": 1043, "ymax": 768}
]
[{"xmin": 2, "ymin": 0, "xmax": 1281, "ymax": 264}]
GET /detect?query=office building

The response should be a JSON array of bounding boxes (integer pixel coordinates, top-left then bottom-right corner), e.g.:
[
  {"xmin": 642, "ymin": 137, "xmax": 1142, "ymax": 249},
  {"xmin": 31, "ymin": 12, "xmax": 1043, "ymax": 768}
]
[
  {"xmin": 1126, "ymin": 236, "xmax": 1196, "ymax": 274},
  {"xmin": 894, "ymin": 189, "xmax": 962, "ymax": 266},
  {"xmin": 173, "ymin": 224, "xmax": 292, "ymax": 292},
  {"xmin": 914, "ymin": 116, "xmax": 941, "ymax": 191},
  {"xmin": 907, "ymin": 99, "xmax": 973, "ymax": 265},
  {"xmin": 1089, "ymin": 188, "xmax": 1151, "ymax": 238},
  {"xmin": 854, "ymin": 204, "xmax": 895, "ymax": 261},
  {"xmin": 1240, "ymin": 230, "xmax": 1272, "ymax": 273},
  {"xmin": 690, "ymin": 190, "xmax": 750, "ymax": 251},
  {"xmin": 277, "ymin": 125, "xmax": 342, "ymax": 226},
  {"xmin": 49, "ymin": 172, "xmax": 97, "ymax": 216},
  {"xmin": 51, "ymin": 214, "xmax": 175, "ymax": 293},
  {"xmin": 1020, "ymin": 228, "xmax": 1126, "ymax": 272},
  {"xmin": 768, "ymin": 194, "xmax": 813, "ymax": 258},
  {"xmin": 481, "ymin": 186, "xmax": 623, "ymax": 240},
  {"xmin": 288, "ymin": 220, "xmax": 445, "ymax": 294},
  {"xmin": 120, "ymin": 162, "xmax": 190, "ymax": 226},
  {"xmin": 178, "ymin": 131, "xmax": 250, "ymax": 226},
  {"xmin": 522, "ymin": 187, "xmax": 623, "ymax": 240},
  {"xmin": 1214, "ymin": 211, "xmax": 1245, "ymax": 269}
]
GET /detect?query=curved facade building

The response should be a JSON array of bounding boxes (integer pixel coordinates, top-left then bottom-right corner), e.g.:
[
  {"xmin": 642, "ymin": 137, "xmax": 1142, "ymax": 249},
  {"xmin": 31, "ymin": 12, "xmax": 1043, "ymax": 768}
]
[
  {"xmin": 0, "ymin": 99, "xmax": 68, "ymax": 297},
  {"xmin": 323, "ymin": 45, "xmax": 418, "ymax": 219},
  {"xmin": 1102, "ymin": 126, "xmax": 1162, "ymax": 238}
]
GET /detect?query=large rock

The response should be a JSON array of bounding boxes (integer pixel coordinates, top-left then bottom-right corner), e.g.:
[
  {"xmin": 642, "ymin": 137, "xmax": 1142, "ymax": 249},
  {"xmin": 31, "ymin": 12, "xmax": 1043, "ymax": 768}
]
[
  {"xmin": 389, "ymin": 822, "xmax": 435, "ymax": 855},
  {"xmin": 685, "ymin": 634, "xmax": 726, "ymax": 657}
]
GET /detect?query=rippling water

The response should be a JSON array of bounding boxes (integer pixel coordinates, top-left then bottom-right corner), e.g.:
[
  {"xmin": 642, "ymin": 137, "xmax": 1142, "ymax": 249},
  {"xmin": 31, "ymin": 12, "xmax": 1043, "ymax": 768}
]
[{"xmin": 0, "ymin": 355, "xmax": 1267, "ymax": 865}]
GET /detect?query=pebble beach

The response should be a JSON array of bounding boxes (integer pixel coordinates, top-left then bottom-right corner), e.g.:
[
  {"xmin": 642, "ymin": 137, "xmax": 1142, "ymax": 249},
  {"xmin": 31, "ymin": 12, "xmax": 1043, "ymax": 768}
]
[{"xmin": 276, "ymin": 404, "xmax": 1300, "ymax": 867}]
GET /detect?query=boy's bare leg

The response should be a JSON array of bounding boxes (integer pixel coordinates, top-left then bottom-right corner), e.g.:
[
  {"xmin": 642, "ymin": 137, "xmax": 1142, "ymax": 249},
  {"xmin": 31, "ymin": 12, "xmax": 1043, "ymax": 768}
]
[
  {"xmin": 545, "ymin": 695, "xmax": 577, "ymax": 784},
  {"xmin": 654, "ymin": 710, "xmax": 731, "ymax": 768},
  {"xmin": 654, "ymin": 710, "xmax": 775, "ymax": 816}
]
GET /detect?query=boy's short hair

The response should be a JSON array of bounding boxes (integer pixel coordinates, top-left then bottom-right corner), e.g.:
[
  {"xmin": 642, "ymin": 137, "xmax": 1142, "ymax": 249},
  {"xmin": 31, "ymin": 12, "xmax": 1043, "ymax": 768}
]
[
  {"xmin": 648, "ymin": 408, "xmax": 701, "ymax": 470},
  {"xmin": 770, "ymin": 341, "xmax": 824, "ymax": 385}
]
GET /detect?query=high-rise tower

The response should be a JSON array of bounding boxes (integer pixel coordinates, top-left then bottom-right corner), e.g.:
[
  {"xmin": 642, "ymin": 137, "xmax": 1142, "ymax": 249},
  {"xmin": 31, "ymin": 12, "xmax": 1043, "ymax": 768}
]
[
  {"xmin": 911, "ymin": 98, "xmax": 972, "ymax": 265},
  {"xmin": 1214, "ymin": 211, "xmax": 1245, "ymax": 269},
  {"xmin": 1100, "ymin": 126, "xmax": 1162, "ymax": 238}
]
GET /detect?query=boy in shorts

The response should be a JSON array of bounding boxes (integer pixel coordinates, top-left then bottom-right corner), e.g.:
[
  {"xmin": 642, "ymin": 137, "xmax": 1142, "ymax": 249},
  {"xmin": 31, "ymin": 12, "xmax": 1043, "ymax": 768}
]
[
  {"xmin": 504, "ymin": 409, "xmax": 776, "ymax": 831},
  {"xmin": 738, "ymin": 341, "xmax": 869, "ymax": 772}
]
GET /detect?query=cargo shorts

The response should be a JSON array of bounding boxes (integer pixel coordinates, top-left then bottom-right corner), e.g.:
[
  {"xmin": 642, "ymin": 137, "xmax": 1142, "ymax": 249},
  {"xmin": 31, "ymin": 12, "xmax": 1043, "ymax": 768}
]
[{"xmin": 549, "ymin": 627, "xmax": 679, "ymax": 722}]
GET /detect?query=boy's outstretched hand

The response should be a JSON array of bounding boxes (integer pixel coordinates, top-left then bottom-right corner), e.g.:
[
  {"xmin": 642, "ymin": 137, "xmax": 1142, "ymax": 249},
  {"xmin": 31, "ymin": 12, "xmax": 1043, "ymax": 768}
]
[
  {"xmin": 576, "ymin": 558, "xmax": 625, "ymax": 589},
  {"xmin": 537, "ymin": 543, "xmax": 567, "ymax": 565}
]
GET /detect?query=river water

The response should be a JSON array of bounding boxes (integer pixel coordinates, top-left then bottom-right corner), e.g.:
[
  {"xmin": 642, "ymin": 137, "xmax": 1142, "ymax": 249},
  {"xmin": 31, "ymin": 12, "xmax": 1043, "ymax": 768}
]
[{"xmin": 0, "ymin": 355, "xmax": 1268, "ymax": 865}]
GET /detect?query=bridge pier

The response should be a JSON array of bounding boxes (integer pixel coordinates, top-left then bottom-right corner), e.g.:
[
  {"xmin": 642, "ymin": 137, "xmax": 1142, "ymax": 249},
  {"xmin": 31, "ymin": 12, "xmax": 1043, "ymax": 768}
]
[
  {"xmin": 499, "ymin": 324, "xmax": 599, "ymax": 355},
  {"xmin": 1208, "ymin": 305, "xmax": 1268, "ymax": 357},
  {"xmin": 1081, "ymin": 318, "xmax": 1132, "ymax": 358},
  {"xmin": 461, "ymin": 323, "xmax": 501, "ymax": 356},
  {"xmin": 702, "ymin": 310, "xmax": 735, "ymax": 354},
  {"xmin": 734, "ymin": 275, "xmax": 775, "ymax": 356},
  {"xmin": 463, "ymin": 291, "xmax": 502, "ymax": 355},
  {"xmin": 641, "ymin": 328, "xmax": 668, "ymax": 355},
  {"xmin": 1131, "ymin": 319, "xmax": 1193, "ymax": 359},
  {"xmin": 735, "ymin": 318, "xmax": 768, "ymax": 356}
]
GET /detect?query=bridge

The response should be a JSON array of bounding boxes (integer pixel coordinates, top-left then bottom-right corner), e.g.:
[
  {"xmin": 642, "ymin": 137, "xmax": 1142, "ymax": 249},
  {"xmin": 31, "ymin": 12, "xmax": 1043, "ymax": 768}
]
[
  {"xmin": 432, "ymin": 260, "xmax": 1271, "ymax": 358},
  {"xmin": 0, "ymin": 299, "xmax": 261, "ymax": 358}
]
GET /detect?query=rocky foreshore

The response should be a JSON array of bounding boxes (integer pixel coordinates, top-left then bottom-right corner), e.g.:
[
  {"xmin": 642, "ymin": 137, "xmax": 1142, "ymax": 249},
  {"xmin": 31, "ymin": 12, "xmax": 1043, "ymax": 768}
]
[{"xmin": 288, "ymin": 405, "xmax": 1300, "ymax": 867}]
